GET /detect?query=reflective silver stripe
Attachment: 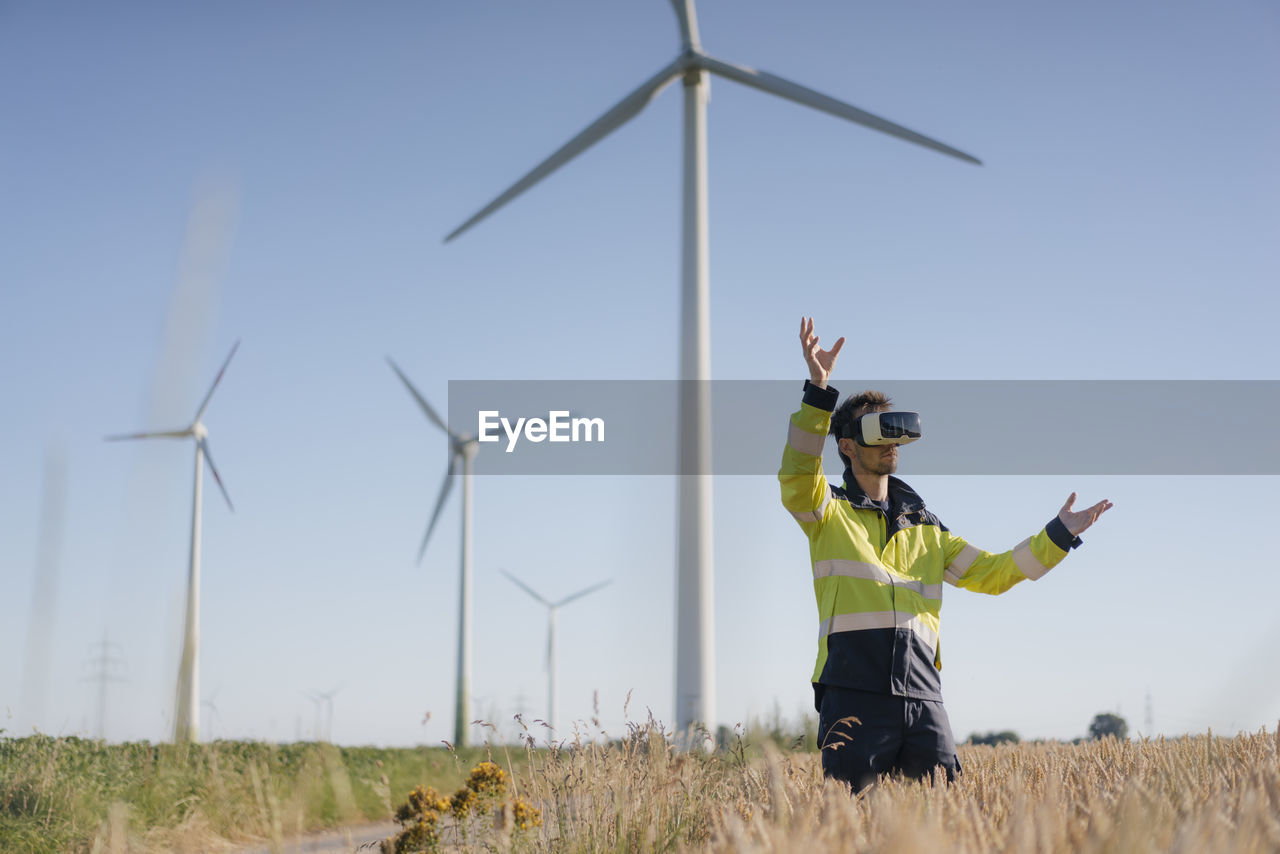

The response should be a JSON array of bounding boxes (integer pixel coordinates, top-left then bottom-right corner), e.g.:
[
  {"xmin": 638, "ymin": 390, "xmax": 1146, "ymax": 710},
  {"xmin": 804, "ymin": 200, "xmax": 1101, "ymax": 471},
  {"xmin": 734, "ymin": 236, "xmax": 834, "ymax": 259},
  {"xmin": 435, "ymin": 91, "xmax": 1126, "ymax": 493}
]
[
  {"xmin": 789, "ymin": 488, "xmax": 830, "ymax": 523},
  {"xmin": 944, "ymin": 543, "xmax": 982, "ymax": 586},
  {"xmin": 813, "ymin": 561, "xmax": 942, "ymax": 601},
  {"xmin": 1012, "ymin": 537, "xmax": 1050, "ymax": 580},
  {"xmin": 911, "ymin": 581, "xmax": 944, "ymax": 602},
  {"xmin": 819, "ymin": 611, "xmax": 938, "ymax": 655},
  {"xmin": 813, "ymin": 559, "xmax": 891, "ymax": 583},
  {"xmin": 787, "ymin": 421, "xmax": 826, "ymax": 457}
]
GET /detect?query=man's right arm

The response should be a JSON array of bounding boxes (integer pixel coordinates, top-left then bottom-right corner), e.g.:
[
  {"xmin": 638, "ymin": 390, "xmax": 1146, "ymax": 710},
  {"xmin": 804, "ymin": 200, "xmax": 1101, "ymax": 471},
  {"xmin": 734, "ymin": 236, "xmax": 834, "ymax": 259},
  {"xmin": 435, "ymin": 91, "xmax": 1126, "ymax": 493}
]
[
  {"xmin": 779, "ymin": 379, "xmax": 838, "ymax": 528},
  {"xmin": 780, "ymin": 317, "xmax": 845, "ymax": 530}
]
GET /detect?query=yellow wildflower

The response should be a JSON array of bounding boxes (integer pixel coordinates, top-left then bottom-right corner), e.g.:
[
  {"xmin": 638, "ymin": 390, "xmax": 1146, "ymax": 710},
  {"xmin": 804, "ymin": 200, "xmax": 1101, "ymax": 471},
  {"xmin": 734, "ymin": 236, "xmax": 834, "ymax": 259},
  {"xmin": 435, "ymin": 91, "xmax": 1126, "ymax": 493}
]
[
  {"xmin": 511, "ymin": 797, "xmax": 543, "ymax": 831},
  {"xmin": 450, "ymin": 786, "xmax": 477, "ymax": 819},
  {"xmin": 466, "ymin": 760, "xmax": 508, "ymax": 797}
]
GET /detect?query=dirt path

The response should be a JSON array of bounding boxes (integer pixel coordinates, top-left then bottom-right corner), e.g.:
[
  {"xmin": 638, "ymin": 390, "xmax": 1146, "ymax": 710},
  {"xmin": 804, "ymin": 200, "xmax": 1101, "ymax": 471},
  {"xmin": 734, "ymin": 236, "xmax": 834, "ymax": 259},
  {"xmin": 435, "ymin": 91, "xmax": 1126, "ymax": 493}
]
[{"xmin": 231, "ymin": 821, "xmax": 398, "ymax": 854}]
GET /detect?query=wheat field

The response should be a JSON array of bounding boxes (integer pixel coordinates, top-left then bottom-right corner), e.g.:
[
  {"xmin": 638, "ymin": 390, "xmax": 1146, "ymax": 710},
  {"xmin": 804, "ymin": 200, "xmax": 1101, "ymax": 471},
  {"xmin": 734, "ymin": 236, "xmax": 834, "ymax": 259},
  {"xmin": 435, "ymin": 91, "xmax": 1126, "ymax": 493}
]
[{"xmin": 404, "ymin": 724, "xmax": 1280, "ymax": 854}]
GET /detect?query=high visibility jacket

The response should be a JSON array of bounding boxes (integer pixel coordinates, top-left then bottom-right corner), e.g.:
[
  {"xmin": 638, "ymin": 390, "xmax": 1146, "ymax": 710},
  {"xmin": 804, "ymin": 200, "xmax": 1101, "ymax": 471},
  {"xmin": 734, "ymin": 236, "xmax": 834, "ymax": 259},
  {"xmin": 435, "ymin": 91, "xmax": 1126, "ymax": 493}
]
[{"xmin": 779, "ymin": 381, "xmax": 1081, "ymax": 702}]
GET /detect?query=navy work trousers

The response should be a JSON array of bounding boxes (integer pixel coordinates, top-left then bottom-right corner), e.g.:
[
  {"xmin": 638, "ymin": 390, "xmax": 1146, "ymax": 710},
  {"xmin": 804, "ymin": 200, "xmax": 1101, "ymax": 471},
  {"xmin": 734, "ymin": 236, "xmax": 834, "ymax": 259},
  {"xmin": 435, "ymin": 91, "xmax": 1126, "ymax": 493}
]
[{"xmin": 816, "ymin": 685, "xmax": 961, "ymax": 790}]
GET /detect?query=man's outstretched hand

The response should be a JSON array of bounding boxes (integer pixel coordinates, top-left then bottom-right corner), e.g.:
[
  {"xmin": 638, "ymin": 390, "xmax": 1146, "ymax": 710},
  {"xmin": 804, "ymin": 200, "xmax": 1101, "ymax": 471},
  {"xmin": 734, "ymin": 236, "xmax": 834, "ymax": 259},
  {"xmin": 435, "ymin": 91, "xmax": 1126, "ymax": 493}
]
[
  {"xmin": 1059, "ymin": 493, "xmax": 1114, "ymax": 536},
  {"xmin": 800, "ymin": 316, "xmax": 844, "ymax": 389}
]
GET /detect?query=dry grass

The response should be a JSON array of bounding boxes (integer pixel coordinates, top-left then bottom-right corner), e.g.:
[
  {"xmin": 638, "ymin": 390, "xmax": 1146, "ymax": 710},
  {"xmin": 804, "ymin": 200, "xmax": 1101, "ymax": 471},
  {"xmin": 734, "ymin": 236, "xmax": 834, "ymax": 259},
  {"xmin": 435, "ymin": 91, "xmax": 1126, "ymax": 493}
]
[{"xmin": 482, "ymin": 722, "xmax": 1280, "ymax": 853}]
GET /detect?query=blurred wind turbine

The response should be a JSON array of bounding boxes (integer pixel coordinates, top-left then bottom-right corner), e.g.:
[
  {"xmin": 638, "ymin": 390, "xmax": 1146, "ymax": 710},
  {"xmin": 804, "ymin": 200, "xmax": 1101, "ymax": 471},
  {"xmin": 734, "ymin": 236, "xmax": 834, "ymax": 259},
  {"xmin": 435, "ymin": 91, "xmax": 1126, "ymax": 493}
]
[
  {"xmin": 107, "ymin": 341, "xmax": 240, "ymax": 743},
  {"xmin": 446, "ymin": 0, "xmax": 981, "ymax": 739},
  {"xmin": 387, "ymin": 358, "xmax": 480, "ymax": 748},
  {"xmin": 501, "ymin": 570, "xmax": 611, "ymax": 737},
  {"xmin": 146, "ymin": 178, "xmax": 238, "ymax": 428},
  {"xmin": 301, "ymin": 691, "xmax": 323, "ymax": 741},
  {"xmin": 20, "ymin": 444, "xmax": 67, "ymax": 734},
  {"xmin": 201, "ymin": 685, "xmax": 221, "ymax": 741},
  {"xmin": 314, "ymin": 684, "xmax": 343, "ymax": 743}
]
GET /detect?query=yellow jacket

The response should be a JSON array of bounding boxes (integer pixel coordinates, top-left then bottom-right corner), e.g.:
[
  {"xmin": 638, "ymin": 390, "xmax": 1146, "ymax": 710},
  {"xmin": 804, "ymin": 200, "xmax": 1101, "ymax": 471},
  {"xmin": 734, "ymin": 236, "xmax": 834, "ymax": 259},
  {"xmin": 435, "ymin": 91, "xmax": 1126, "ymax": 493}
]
[{"xmin": 779, "ymin": 381, "xmax": 1080, "ymax": 702}]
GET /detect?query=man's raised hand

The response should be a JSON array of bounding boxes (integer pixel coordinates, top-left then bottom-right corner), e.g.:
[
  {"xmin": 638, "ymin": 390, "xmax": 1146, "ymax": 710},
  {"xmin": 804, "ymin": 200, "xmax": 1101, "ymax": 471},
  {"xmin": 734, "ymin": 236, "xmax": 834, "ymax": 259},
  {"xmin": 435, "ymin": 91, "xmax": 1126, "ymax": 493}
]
[
  {"xmin": 800, "ymin": 316, "xmax": 844, "ymax": 389},
  {"xmin": 1058, "ymin": 492, "xmax": 1114, "ymax": 536}
]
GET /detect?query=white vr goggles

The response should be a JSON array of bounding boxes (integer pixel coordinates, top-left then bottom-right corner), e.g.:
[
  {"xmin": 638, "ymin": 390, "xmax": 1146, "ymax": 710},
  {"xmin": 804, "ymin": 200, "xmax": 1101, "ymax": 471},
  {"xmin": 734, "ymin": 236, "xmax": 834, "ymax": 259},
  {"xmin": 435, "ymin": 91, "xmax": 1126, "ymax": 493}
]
[{"xmin": 846, "ymin": 411, "xmax": 922, "ymax": 447}]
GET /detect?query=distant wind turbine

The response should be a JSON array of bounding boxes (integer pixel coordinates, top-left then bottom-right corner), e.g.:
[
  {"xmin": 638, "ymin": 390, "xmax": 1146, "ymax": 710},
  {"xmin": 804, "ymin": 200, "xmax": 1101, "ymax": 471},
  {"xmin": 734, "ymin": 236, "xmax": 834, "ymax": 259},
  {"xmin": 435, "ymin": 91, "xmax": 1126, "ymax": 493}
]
[
  {"xmin": 502, "ymin": 570, "xmax": 611, "ymax": 738},
  {"xmin": 301, "ymin": 691, "xmax": 324, "ymax": 741},
  {"xmin": 445, "ymin": 0, "xmax": 981, "ymax": 739},
  {"xmin": 20, "ymin": 444, "xmax": 67, "ymax": 734},
  {"xmin": 202, "ymin": 685, "xmax": 221, "ymax": 741},
  {"xmin": 387, "ymin": 358, "xmax": 479, "ymax": 748},
  {"xmin": 107, "ymin": 341, "xmax": 240, "ymax": 743},
  {"xmin": 309, "ymin": 684, "xmax": 343, "ymax": 743}
]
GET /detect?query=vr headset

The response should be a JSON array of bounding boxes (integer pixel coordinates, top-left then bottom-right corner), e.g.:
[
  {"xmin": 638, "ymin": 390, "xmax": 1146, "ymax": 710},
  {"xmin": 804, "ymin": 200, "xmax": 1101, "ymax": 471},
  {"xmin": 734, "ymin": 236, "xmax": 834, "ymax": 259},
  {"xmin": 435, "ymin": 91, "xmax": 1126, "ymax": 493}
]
[{"xmin": 845, "ymin": 411, "xmax": 922, "ymax": 447}]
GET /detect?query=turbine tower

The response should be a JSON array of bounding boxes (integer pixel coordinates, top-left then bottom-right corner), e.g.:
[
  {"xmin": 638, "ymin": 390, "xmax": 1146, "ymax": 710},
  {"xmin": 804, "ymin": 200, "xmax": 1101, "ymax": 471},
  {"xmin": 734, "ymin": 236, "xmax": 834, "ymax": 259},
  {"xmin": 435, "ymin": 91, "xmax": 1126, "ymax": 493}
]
[
  {"xmin": 445, "ymin": 1, "xmax": 981, "ymax": 739},
  {"xmin": 388, "ymin": 358, "xmax": 480, "ymax": 748},
  {"xmin": 107, "ymin": 341, "xmax": 239, "ymax": 743},
  {"xmin": 501, "ymin": 570, "xmax": 611, "ymax": 738},
  {"xmin": 202, "ymin": 685, "xmax": 221, "ymax": 741},
  {"xmin": 308, "ymin": 684, "xmax": 343, "ymax": 742}
]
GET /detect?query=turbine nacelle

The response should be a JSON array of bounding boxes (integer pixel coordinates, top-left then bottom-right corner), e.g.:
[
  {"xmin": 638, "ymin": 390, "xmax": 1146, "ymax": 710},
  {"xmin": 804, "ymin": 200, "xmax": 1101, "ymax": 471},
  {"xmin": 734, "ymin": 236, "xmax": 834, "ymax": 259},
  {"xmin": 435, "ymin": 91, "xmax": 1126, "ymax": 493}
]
[{"xmin": 106, "ymin": 341, "xmax": 240, "ymax": 513}]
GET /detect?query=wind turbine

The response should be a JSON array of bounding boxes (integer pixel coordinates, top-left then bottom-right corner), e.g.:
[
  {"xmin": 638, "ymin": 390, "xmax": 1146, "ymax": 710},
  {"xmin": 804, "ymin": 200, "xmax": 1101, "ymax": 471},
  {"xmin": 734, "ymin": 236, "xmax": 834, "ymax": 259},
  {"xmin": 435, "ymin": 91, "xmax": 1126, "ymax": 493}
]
[
  {"xmin": 107, "ymin": 341, "xmax": 240, "ymax": 743},
  {"xmin": 445, "ymin": 1, "xmax": 981, "ymax": 739},
  {"xmin": 202, "ymin": 685, "xmax": 221, "ymax": 741},
  {"xmin": 501, "ymin": 570, "xmax": 611, "ymax": 738},
  {"xmin": 311, "ymin": 684, "xmax": 343, "ymax": 742},
  {"xmin": 301, "ymin": 691, "xmax": 324, "ymax": 741},
  {"xmin": 387, "ymin": 357, "xmax": 480, "ymax": 748},
  {"xmin": 20, "ymin": 444, "xmax": 67, "ymax": 735}
]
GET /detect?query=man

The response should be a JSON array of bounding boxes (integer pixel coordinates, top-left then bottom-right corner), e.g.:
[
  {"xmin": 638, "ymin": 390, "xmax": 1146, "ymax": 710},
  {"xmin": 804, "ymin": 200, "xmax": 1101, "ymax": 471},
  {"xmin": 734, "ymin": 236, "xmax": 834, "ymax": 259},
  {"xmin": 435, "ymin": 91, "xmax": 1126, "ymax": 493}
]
[{"xmin": 779, "ymin": 317, "xmax": 1112, "ymax": 789}]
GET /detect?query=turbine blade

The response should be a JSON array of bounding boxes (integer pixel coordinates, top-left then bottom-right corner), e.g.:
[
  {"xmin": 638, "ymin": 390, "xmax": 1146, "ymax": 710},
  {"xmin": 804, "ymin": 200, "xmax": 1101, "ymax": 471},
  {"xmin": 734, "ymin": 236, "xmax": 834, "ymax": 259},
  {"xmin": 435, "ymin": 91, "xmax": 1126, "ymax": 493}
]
[
  {"xmin": 669, "ymin": 0, "xmax": 701, "ymax": 50},
  {"xmin": 546, "ymin": 625, "xmax": 552, "ymax": 673},
  {"xmin": 501, "ymin": 569, "xmax": 551, "ymax": 607},
  {"xmin": 417, "ymin": 456, "xmax": 457, "ymax": 564},
  {"xmin": 387, "ymin": 358, "xmax": 452, "ymax": 436},
  {"xmin": 698, "ymin": 54, "xmax": 982, "ymax": 166},
  {"xmin": 104, "ymin": 429, "xmax": 190, "ymax": 441},
  {"xmin": 198, "ymin": 438, "xmax": 234, "ymax": 512},
  {"xmin": 192, "ymin": 340, "xmax": 242, "ymax": 424},
  {"xmin": 147, "ymin": 179, "xmax": 237, "ymax": 432},
  {"xmin": 445, "ymin": 58, "xmax": 685, "ymax": 243},
  {"xmin": 554, "ymin": 579, "xmax": 612, "ymax": 608}
]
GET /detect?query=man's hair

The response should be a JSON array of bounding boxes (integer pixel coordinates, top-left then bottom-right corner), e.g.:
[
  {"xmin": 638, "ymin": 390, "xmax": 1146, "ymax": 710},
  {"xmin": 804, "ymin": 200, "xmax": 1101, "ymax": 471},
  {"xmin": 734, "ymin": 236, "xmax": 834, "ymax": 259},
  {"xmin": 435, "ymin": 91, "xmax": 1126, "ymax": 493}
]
[{"xmin": 830, "ymin": 390, "xmax": 893, "ymax": 469}]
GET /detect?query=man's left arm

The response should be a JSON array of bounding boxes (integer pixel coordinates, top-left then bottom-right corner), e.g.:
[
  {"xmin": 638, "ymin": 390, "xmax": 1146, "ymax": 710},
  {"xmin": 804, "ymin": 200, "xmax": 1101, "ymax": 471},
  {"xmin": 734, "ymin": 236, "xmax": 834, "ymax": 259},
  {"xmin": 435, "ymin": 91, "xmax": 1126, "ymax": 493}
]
[{"xmin": 942, "ymin": 492, "xmax": 1113, "ymax": 594}]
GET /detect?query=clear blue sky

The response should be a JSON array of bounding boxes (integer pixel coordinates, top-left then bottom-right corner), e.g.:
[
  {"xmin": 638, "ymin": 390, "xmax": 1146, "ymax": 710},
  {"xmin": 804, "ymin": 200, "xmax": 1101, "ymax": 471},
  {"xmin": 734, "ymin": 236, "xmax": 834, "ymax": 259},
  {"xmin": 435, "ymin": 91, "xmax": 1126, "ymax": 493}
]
[{"xmin": 2, "ymin": 0, "xmax": 1278, "ymax": 746}]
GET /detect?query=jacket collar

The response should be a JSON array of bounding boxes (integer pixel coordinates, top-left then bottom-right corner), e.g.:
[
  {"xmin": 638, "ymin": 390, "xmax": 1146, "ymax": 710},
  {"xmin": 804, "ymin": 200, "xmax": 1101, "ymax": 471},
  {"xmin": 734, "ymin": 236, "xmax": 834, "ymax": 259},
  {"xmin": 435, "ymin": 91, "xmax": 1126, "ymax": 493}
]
[{"xmin": 841, "ymin": 468, "xmax": 926, "ymax": 514}]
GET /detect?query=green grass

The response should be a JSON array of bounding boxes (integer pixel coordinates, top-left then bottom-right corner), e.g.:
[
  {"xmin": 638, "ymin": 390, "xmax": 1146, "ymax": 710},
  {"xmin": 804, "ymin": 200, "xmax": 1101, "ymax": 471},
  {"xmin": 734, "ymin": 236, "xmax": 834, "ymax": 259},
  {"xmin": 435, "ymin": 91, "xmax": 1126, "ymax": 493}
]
[
  {"xmin": 0, "ymin": 732, "xmax": 519, "ymax": 853},
  {"xmin": 0, "ymin": 713, "xmax": 819, "ymax": 853}
]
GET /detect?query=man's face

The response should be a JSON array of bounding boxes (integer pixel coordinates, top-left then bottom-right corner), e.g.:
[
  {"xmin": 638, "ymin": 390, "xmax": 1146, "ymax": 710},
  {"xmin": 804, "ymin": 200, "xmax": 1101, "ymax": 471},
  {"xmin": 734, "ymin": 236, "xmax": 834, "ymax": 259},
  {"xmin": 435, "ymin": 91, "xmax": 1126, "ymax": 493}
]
[{"xmin": 852, "ymin": 438, "xmax": 898, "ymax": 476}]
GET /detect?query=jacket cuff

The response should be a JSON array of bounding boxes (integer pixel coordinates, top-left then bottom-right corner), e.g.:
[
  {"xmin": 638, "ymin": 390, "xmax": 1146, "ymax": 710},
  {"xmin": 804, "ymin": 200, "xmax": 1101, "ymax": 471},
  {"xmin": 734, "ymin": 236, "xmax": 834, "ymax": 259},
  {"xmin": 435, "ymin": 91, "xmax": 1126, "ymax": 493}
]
[
  {"xmin": 1046, "ymin": 515, "xmax": 1082, "ymax": 551},
  {"xmin": 802, "ymin": 379, "xmax": 839, "ymax": 411}
]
